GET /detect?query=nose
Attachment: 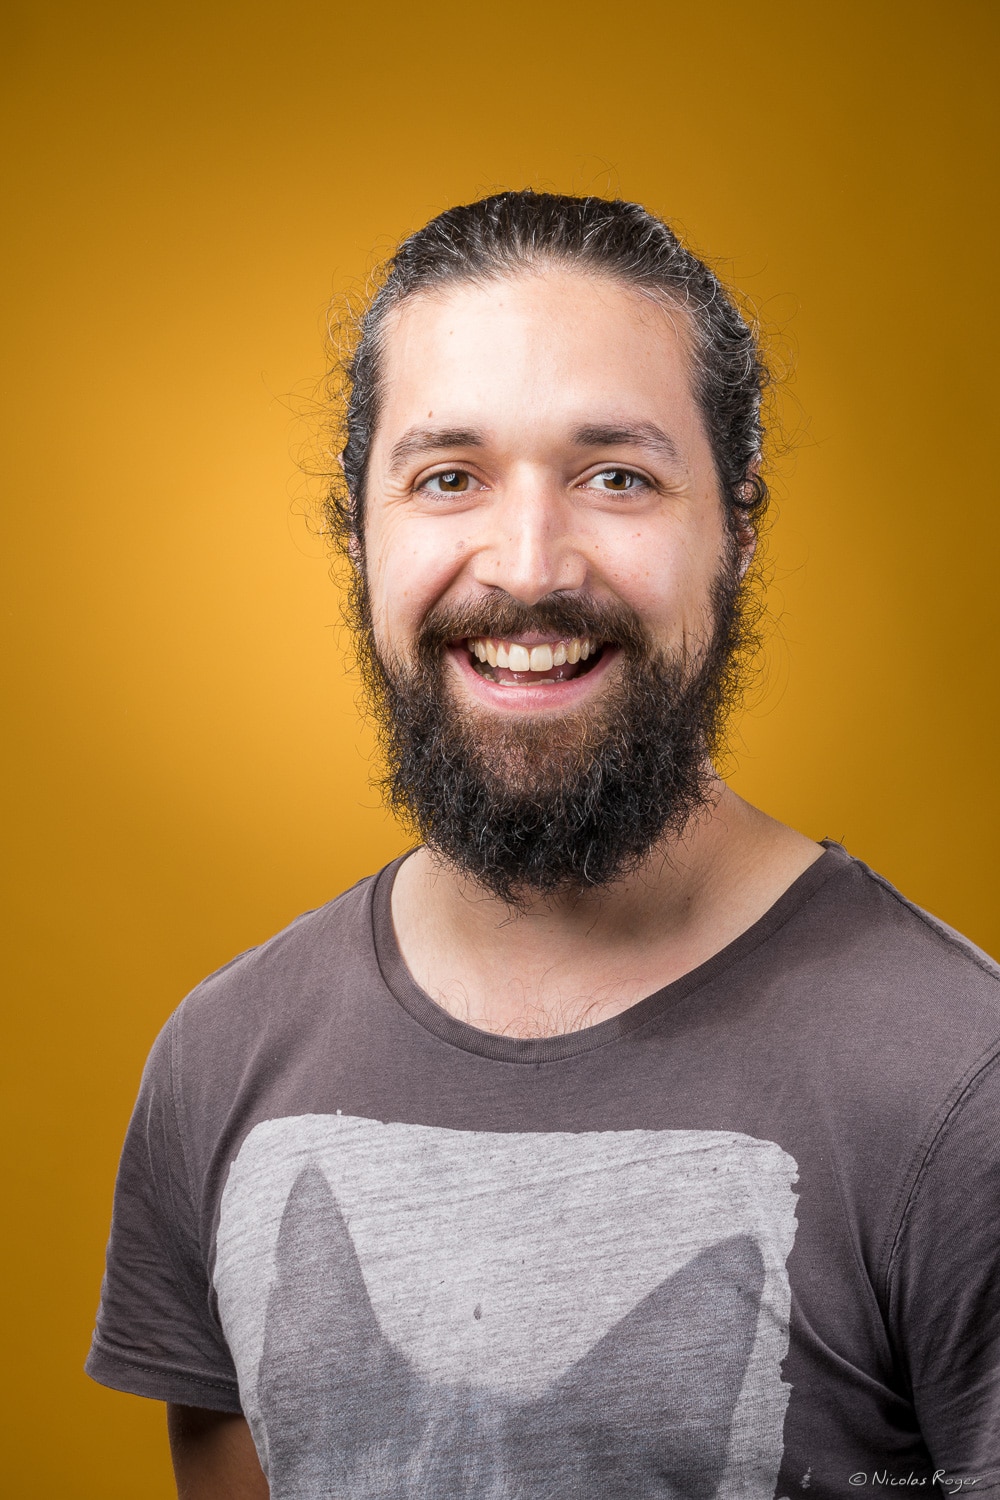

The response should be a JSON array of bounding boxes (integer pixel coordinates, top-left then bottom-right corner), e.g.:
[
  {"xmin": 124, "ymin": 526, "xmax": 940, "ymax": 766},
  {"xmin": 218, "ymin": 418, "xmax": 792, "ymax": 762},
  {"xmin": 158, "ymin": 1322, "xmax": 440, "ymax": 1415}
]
[{"xmin": 469, "ymin": 472, "xmax": 587, "ymax": 605}]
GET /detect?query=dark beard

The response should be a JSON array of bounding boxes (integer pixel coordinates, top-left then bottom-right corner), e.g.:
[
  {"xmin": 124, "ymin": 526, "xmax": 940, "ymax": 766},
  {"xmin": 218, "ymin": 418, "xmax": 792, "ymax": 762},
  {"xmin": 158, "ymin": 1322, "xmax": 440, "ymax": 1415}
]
[{"xmin": 352, "ymin": 558, "xmax": 752, "ymax": 907}]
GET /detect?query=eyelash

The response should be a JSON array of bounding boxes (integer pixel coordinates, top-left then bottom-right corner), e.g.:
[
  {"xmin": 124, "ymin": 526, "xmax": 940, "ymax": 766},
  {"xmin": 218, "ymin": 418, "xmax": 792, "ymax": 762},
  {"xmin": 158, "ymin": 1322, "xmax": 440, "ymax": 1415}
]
[
  {"xmin": 584, "ymin": 468, "xmax": 652, "ymax": 494},
  {"xmin": 417, "ymin": 466, "xmax": 654, "ymax": 496},
  {"xmin": 419, "ymin": 470, "xmax": 482, "ymax": 495}
]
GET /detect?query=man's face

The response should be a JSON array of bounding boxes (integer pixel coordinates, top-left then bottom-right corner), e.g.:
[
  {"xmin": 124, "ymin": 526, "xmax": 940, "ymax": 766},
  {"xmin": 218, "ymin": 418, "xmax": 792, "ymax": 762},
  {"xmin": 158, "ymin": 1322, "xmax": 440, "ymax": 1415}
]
[{"xmin": 357, "ymin": 268, "xmax": 752, "ymax": 902}]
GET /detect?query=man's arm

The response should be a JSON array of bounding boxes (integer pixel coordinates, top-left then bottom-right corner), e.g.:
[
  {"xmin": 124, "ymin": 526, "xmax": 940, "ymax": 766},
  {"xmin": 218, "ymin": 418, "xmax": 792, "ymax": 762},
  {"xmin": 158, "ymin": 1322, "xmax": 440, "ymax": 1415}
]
[{"xmin": 167, "ymin": 1406, "xmax": 269, "ymax": 1499}]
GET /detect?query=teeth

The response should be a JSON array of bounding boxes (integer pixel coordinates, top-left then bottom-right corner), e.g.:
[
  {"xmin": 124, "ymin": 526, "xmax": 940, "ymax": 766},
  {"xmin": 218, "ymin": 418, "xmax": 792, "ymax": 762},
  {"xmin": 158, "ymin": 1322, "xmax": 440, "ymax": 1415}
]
[{"xmin": 468, "ymin": 636, "xmax": 601, "ymax": 673}]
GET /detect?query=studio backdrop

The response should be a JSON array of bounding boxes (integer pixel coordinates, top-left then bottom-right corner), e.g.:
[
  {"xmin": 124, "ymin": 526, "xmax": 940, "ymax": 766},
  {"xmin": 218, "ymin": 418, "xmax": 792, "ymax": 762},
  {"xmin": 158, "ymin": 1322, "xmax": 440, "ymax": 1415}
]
[{"xmin": 3, "ymin": 0, "xmax": 997, "ymax": 1492}]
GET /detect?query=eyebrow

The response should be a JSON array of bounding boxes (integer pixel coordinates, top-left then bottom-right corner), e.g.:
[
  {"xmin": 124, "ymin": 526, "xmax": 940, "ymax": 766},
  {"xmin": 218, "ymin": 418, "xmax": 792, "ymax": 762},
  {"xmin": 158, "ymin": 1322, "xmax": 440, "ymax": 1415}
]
[
  {"xmin": 384, "ymin": 418, "xmax": 683, "ymax": 475},
  {"xmin": 571, "ymin": 421, "xmax": 682, "ymax": 462},
  {"xmin": 386, "ymin": 426, "xmax": 485, "ymax": 475}
]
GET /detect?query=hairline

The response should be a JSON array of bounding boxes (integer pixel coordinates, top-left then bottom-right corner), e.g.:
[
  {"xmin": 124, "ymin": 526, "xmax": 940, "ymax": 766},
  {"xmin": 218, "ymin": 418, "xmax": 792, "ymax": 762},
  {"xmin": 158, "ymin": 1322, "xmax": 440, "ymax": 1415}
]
[{"xmin": 355, "ymin": 258, "xmax": 713, "ymax": 536}]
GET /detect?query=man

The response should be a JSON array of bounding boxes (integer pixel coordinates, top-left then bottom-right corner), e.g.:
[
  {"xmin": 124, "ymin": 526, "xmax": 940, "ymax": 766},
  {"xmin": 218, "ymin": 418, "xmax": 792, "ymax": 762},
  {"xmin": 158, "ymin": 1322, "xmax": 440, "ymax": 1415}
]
[{"xmin": 87, "ymin": 192, "xmax": 1000, "ymax": 1497}]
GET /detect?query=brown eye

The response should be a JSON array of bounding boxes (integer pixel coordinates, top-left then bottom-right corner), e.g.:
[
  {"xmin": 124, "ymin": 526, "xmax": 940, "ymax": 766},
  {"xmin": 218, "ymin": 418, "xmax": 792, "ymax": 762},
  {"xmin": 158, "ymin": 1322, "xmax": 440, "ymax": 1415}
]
[
  {"xmin": 427, "ymin": 470, "xmax": 471, "ymax": 493},
  {"xmin": 590, "ymin": 468, "xmax": 641, "ymax": 492}
]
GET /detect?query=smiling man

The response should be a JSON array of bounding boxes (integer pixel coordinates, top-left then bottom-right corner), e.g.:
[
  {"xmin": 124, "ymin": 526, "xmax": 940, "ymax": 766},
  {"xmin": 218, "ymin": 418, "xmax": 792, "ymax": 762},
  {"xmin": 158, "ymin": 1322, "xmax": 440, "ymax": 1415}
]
[{"xmin": 87, "ymin": 193, "xmax": 1000, "ymax": 1497}]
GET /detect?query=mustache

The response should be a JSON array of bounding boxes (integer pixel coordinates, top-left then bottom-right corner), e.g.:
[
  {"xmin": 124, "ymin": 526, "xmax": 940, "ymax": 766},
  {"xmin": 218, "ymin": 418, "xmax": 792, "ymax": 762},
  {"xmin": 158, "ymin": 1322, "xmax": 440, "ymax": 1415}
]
[{"xmin": 415, "ymin": 593, "xmax": 653, "ymax": 656}]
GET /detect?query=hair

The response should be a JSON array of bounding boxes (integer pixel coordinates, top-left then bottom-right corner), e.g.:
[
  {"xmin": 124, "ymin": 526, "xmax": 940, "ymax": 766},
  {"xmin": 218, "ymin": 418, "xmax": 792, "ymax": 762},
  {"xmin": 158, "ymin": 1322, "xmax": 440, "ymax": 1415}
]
[{"xmin": 324, "ymin": 189, "xmax": 770, "ymax": 555}]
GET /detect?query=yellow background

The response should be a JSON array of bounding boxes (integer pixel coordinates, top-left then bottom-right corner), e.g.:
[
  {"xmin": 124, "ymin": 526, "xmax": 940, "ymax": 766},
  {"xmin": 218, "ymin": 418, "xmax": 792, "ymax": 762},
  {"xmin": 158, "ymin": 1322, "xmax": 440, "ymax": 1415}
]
[{"xmin": 3, "ymin": 0, "xmax": 997, "ymax": 1491}]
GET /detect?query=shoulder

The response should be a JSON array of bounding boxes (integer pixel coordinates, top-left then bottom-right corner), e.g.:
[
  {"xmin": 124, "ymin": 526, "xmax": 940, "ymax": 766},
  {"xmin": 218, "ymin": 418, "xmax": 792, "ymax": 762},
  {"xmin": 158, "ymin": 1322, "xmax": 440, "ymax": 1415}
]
[
  {"xmin": 133, "ymin": 861, "xmax": 405, "ymax": 1174},
  {"xmin": 749, "ymin": 843, "xmax": 1000, "ymax": 1154},
  {"xmin": 168, "ymin": 861, "xmax": 397, "ymax": 1051},
  {"xmin": 784, "ymin": 841, "xmax": 1000, "ymax": 1021}
]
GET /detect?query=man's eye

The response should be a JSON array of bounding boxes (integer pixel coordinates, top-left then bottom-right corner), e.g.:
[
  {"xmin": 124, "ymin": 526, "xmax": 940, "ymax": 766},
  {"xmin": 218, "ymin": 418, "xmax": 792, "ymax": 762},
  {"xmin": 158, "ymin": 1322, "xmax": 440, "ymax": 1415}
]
[
  {"xmin": 423, "ymin": 470, "xmax": 474, "ymax": 494},
  {"xmin": 587, "ymin": 469, "xmax": 646, "ymax": 493}
]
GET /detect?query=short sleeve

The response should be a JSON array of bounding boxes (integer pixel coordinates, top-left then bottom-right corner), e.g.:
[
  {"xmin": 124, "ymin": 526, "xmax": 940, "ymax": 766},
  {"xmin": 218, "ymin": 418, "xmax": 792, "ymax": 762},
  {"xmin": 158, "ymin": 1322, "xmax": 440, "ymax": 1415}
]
[
  {"xmin": 888, "ymin": 1050, "xmax": 1000, "ymax": 1487},
  {"xmin": 85, "ymin": 1016, "xmax": 242, "ymax": 1411}
]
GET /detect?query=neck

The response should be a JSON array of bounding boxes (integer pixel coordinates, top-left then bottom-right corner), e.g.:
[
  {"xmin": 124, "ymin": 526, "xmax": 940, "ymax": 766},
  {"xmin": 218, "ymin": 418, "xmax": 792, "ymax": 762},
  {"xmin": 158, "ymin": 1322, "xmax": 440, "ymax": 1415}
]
[{"xmin": 389, "ymin": 783, "xmax": 822, "ymax": 1038}]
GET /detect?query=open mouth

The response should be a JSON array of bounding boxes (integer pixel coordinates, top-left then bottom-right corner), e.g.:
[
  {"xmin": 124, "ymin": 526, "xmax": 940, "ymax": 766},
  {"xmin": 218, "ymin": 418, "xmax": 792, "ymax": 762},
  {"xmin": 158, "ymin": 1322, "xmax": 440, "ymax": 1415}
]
[{"xmin": 464, "ymin": 635, "xmax": 606, "ymax": 687}]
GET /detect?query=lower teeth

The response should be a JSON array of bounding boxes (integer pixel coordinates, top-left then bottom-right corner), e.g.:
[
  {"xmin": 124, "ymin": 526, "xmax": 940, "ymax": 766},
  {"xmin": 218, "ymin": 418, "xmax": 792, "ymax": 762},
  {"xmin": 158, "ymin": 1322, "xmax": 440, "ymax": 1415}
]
[{"xmin": 469, "ymin": 650, "xmax": 603, "ymax": 683}]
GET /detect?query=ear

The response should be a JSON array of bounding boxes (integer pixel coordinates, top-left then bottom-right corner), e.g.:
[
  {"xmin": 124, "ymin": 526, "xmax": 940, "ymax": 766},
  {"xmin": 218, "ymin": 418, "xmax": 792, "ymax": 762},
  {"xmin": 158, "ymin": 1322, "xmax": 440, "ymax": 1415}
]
[
  {"xmin": 335, "ymin": 451, "xmax": 364, "ymax": 566},
  {"xmin": 735, "ymin": 456, "xmax": 761, "ymax": 579}
]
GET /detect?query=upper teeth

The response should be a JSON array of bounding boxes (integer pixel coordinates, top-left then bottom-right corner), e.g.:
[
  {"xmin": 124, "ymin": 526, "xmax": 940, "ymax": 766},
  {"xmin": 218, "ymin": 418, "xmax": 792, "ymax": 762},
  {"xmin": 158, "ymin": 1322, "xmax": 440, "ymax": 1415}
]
[{"xmin": 469, "ymin": 637, "xmax": 596, "ymax": 671}]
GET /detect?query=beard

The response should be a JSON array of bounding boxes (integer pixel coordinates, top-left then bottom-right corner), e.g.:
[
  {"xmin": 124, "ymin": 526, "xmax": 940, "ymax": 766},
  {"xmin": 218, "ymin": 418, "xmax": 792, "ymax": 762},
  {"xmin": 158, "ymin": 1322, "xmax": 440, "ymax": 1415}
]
[{"xmin": 351, "ymin": 551, "xmax": 754, "ymax": 907}]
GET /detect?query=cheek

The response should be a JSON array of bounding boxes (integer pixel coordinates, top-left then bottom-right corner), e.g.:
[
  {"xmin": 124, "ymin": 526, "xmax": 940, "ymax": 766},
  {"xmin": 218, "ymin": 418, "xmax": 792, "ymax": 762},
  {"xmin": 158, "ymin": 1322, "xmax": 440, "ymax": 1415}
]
[
  {"xmin": 598, "ymin": 523, "xmax": 725, "ymax": 636},
  {"xmin": 366, "ymin": 522, "xmax": 469, "ymax": 643},
  {"xmin": 598, "ymin": 529, "xmax": 692, "ymax": 606}
]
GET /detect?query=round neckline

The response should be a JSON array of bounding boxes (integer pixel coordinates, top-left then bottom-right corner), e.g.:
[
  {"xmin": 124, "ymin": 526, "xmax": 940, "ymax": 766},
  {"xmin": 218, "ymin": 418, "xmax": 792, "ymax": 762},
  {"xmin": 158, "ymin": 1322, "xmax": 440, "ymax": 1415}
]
[{"xmin": 370, "ymin": 840, "xmax": 853, "ymax": 1064}]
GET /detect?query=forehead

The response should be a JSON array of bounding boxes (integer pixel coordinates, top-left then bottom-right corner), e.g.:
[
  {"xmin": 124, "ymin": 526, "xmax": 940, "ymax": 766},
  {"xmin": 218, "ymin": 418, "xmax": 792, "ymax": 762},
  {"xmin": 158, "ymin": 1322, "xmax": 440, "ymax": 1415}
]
[{"xmin": 375, "ymin": 268, "xmax": 703, "ymax": 444}]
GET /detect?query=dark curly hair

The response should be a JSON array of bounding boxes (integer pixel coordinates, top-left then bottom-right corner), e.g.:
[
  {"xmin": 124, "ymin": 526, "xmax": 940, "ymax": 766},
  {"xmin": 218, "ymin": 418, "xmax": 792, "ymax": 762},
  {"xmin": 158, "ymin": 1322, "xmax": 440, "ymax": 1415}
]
[{"xmin": 325, "ymin": 190, "xmax": 770, "ymax": 555}]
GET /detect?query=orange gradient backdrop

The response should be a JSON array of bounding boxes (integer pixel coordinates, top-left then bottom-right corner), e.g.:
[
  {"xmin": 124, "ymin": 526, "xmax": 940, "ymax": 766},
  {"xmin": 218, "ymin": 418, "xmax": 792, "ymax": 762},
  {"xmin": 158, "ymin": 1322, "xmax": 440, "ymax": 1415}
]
[{"xmin": 3, "ymin": 0, "xmax": 998, "ymax": 1491}]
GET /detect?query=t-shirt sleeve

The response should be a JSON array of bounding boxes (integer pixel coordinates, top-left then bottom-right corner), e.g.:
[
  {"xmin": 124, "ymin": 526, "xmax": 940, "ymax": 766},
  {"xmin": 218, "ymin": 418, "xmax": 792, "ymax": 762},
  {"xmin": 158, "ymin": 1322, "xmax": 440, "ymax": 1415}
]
[
  {"xmin": 85, "ymin": 1015, "xmax": 242, "ymax": 1411},
  {"xmin": 888, "ymin": 1048, "xmax": 1000, "ymax": 1488}
]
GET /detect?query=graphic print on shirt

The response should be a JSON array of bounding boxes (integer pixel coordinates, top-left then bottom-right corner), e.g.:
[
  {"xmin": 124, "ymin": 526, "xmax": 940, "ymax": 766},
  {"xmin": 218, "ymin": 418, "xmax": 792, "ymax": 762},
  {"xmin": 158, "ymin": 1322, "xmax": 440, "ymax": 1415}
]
[{"xmin": 214, "ymin": 1116, "xmax": 799, "ymax": 1499}]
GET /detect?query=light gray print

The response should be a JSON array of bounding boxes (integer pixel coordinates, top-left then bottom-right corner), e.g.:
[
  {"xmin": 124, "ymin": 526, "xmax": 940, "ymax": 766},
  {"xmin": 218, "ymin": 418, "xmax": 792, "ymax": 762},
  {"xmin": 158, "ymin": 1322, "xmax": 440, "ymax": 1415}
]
[{"xmin": 214, "ymin": 1116, "xmax": 799, "ymax": 1497}]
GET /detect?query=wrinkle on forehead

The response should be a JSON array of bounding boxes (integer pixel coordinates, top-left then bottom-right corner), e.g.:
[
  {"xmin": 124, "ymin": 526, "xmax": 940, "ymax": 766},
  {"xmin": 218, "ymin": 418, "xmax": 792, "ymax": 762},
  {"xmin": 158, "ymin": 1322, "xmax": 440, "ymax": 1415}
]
[{"xmin": 373, "ymin": 267, "xmax": 704, "ymax": 452}]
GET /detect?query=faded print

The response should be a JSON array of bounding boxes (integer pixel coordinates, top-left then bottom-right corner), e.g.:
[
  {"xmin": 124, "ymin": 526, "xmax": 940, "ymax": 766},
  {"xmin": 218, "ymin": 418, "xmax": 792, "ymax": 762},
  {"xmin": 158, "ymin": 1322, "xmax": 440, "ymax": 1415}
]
[{"xmin": 214, "ymin": 1116, "xmax": 799, "ymax": 1498}]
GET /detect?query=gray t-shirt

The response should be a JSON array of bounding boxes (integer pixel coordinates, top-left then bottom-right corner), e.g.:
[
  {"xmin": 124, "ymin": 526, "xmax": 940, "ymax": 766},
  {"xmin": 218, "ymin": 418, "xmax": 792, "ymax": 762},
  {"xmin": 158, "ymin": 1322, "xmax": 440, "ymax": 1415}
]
[{"xmin": 86, "ymin": 842, "xmax": 1000, "ymax": 1497}]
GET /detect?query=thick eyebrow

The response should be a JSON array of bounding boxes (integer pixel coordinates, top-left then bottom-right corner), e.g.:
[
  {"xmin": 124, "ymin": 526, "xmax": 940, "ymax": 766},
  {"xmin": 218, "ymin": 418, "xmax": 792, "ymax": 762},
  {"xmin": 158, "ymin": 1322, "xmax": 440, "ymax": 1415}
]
[
  {"xmin": 571, "ymin": 421, "xmax": 682, "ymax": 463},
  {"xmin": 386, "ymin": 426, "xmax": 485, "ymax": 476},
  {"xmin": 385, "ymin": 419, "xmax": 682, "ymax": 477}
]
